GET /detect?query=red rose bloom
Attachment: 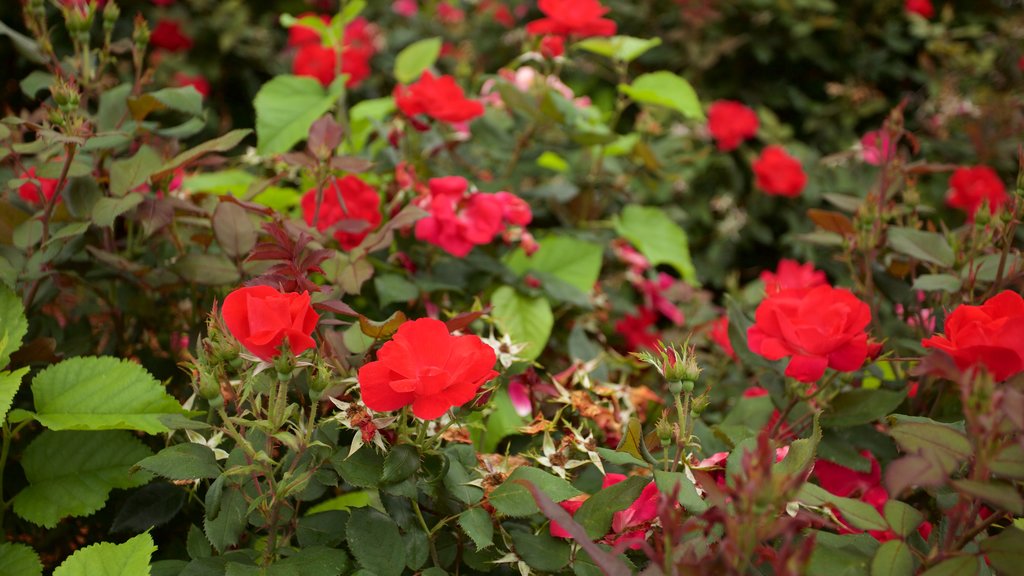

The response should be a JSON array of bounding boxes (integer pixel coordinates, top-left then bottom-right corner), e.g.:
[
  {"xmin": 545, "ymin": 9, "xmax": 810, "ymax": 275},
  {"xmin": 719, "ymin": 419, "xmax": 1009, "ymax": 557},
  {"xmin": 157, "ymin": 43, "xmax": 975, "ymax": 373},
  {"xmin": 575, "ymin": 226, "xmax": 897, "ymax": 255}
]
[
  {"xmin": 413, "ymin": 177, "xmax": 528, "ymax": 257},
  {"xmin": 150, "ymin": 20, "xmax": 193, "ymax": 52},
  {"xmin": 287, "ymin": 12, "xmax": 330, "ymax": 48},
  {"xmin": 615, "ymin": 308, "xmax": 661, "ymax": 352},
  {"xmin": 921, "ymin": 290, "xmax": 1024, "ymax": 382},
  {"xmin": 710, "ymin": 316, "xmax": 736, "ymax": 360},
  {"xmin": 394, "ymin": 71, "xmax": 485, "ymax": 124},
  {"xmin": 17, "ymin": 167, "xmax": 60, "ymax": 205},
  {"xmin": 905, "ymin": 0, "xmax": 934, "ymax": 18},
  {"xmin": 707, "ymin": 100, "xmax": 759, "ymax": 152},
  {"xmin": 357, "ymin": 318, "xmax": 499, "ymax": 419},
  {"xmin": 760, "ymin": 258, "xmax": 827, "ymax": 294},
  {"xmin": 946, "ymin": 166, "xmax": 1007, "ymax": 221},
  {"xmin": 526, "ymin": 0, "xmax": 617, "ymax": 38},
  {"xmin": 301, "ymin": 176, "xmax": 382, "ymax": 250},
  {"xmin": 290, "ymin": 16, "xmax": 376, "ymax": 88},
  {"xmin": 746, "ymin": 285, "xmax": 871, "ymax": 382},
  {"xmin": 540, "ymin": 35, "xmax": 565, "ymax": 59},
  {"xmin": 752, "ymin": 146, "xmax": 806, "ymax": 197},
  {"xmin": 173, "ymin": 73, "xmax": 210, "ymax": 98},
  {"xmin": 222, "ymin": 286, "xmax": 320, "ymax": 361}
]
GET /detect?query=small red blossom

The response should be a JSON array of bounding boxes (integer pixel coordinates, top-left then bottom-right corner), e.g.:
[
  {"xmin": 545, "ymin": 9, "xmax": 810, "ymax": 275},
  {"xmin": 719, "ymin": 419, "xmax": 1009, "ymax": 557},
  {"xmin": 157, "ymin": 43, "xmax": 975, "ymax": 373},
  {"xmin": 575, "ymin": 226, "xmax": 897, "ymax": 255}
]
[
  {"xmin": 287, "ymin": 13, "xmax": 329, "ymax": 47},
  {"xmin": 747, "ymin": 285, "xmax": 871, "ymax": 382},
  {"xmin": 394, "ymin": 71, "xmax": 485, "ymax": 125},
  {"xmin": 173, "ymin": 73, "xmax": 210, "ymax": 98},
  {"xmin": 710, "ymin": 316, "xmax": 736, "ymax": 360},
  {"xmin": 946, "ymin": 165, "xmax": 1007, "ymax": 221},
  {"xmin": 905, "ymin": 0, "xmax": 934, "ymax": 19},
  {"xmin": 860, "ymin": 130, "xmax": 896, "ymax": 166},
  {"xmin": 221, "ymin": 286, "xmax": 320, "ymax": 361},
  {"xmin": 540, "ymin": 35, "xmax": 565, "ymax": 59},
  {"xmin": 921, "ymin": 290, "xmax": 1024, "ymax": 382},
  {"xmin": 752, "ymin": 146, "xmax": 806, "ymax": 197},
  {"xmin": 637, "ymin": 273, "xmax": 685, "ymax": 326},
  {"xmin": 301, "ymin": 176, "xmax": 382, "ymax": 251},
  {"xmin": 357, "ymin": 318, "xmax": 499, "ymax": 420},
  {"xmin": 760, "ymin": 258, "xmax": 827, "ymax": 294},
  {"xmin": 150, "ymin": 20, "xmax": 193, "ymax": 52},
  {"xmin": 17, "ymin": 167, "xmax": 60, "ymax": 205},
  {"xmin": 707, "ymin": 100, "xmax": 759, "ymax": 152},
  {"xmin": 526, "ymin": 0, "xmax": 617, "ymax": 38},
  {"xmin": 289, "ymin": 16, "xmax": 376, "ymax": 88},
  {"xmin": 616, "ymin": 308, "xmax": 661, "ymax": 352}
]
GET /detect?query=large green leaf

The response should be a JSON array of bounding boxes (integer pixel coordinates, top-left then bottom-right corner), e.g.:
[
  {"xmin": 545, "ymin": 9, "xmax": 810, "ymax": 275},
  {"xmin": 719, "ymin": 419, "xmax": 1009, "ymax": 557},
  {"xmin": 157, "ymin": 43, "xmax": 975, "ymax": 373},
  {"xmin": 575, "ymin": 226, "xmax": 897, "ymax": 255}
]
[
  {"xmin": 887, "ymin": 228, "xmax": 955, "ymax": 268},
  {"xmin": 346, "ymin": 508, "xmax": 406, "ymax": 576},
  {"xmin": 394, "ymin": 37, "xmax": 442, "ymax": 84},
  {"xmin": 614, "ymin": 205, "xmax": 697, "ymax": 283},
  {"xmin": 53, "ymin": 533, "xmax": 156, "ymax": 576},
  {"xmin": 823, "ymin": 389, "xmax": 906, "ymax": 428},
  {"xmin": 156, "ymin": 129, "xmax": 251, "ymax": 176},
  {"xmin": 618, "ymin": 72, "xmax": 703, "ymax": 119},
  {"xmin": 871, "ymin": 540, "xmax": 914, "ymax": 576},
  {"xmin": 510, "ymin": 529, "xmax": 571, "ymax": 572},
  {"xmin": 31, "ymin": 356, "xmax": 186, "ymax": 434},
  {"xmin": 980, "ymin": 526, "xmax": 1024, "ymax": 576},
  {"xmin": 798, "ymin": 483, "xmax": 887, "ymax": 532},
  {"xmin": 0, "ymin": 543, "xmax": 42, "ymax": 576},
  {"xmin": 13, "ymin": 430, "xmax": 153, "ymax": 528},
  {"xmin": 0, "ymin": 283, "xmax": 28, "ymax": 369},
  {"xmin": 136, "ymin": 443, "xmax": 221, "ymax": 480},
  {"xmin": 888, "ymin": 421, "xmax": 971, "ymax": 472},
  {"xmin": 575, "ymin": 36, "xmax": 662, "ymax": 62},
  {"xmin": 488, "ymin": 467, "xmax": 582, "ymax": 517},
  {"xmin": 654, "ymin": 470, "xmax": 708, "ymax": 513},
  {"xmin": 504, "ymin": 235, "xmax": 603, "ymax": 295},
  {"xmin": 491, "ymin": 286, "xmax": 554, "ymax": 362},
  {"xmin": 109, "ymin": 145, "xmax": 161, "ymax": 197},
  {"xmin": 255, "ymin": 75, "xmax": 343, "ymax": 154},
  {"xmin": 458, "ymin": 508, "xmax": 494, "ymax": 550}
]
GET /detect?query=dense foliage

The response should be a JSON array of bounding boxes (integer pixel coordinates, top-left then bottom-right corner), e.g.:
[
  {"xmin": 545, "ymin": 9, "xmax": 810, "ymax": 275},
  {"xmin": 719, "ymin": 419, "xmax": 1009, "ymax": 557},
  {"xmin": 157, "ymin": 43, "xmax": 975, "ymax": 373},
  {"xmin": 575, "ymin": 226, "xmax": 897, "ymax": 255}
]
[{"xmin": 1, "ymin": 0, "xmax": 1024, "ymax": 574}]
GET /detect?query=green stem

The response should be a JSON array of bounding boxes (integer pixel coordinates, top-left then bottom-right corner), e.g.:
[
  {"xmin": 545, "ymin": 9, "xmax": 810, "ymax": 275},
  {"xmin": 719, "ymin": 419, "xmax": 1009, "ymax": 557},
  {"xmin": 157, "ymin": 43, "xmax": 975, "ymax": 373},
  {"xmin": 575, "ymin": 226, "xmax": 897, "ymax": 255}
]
[{"xmin": 412, "ymin": 499, "xmax": 440, "ymax": 567}]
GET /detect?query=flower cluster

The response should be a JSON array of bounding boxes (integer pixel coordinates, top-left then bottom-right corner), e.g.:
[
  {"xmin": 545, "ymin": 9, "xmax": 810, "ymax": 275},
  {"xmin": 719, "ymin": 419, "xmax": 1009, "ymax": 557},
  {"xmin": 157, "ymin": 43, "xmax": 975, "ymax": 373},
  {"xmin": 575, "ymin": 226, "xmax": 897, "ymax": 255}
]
[
  {"xmin": 288, "ymin": 14, "xmax": 378, "ymax": 88},
  {"xmin": 301, "ymin": 175, "xmax": 382, "ymax": 251},
  {"xmin": 414, "ymin": 176, "xmax": 531, "ymax": 258}
]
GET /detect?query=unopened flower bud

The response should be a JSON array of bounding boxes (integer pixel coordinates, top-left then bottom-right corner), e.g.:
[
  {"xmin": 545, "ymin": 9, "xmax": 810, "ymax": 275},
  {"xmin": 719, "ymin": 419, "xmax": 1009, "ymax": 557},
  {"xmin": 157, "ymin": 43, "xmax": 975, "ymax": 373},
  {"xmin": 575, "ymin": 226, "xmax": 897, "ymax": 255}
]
[
  {"xmin": 132, "ymin": 14, "xmax": 150, "ymax": 49},
  {"xmin": 655, "ymin": 413, "xmax": 673, "ymax": 447},
  {"xmin": 52, "ymin": 77, "xmax": 80, "ymax": 112}
]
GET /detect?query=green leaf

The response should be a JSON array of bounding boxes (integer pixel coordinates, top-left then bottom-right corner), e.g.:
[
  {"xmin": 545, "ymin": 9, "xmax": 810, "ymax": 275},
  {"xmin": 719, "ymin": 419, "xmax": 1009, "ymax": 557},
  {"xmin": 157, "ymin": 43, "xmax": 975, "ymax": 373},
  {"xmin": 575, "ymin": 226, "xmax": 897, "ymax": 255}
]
[
  {"xmin": 951, "ymin": 479, "xmax": 1024, "ymax": 514},
  {"xmin": 0, "ymin": 542, "xmax": 42, "ymax": 576},
  {"xmin": 458, "ymin": 508, "xmax": 494, "ymax": 550},
  {"xmin": 157, "ymin": 129, "xmax": 251, "ymax": 176},
  {"xmin": 990, "ymin": 442, "xmax": 1024, "ymax": 479},
  {"xmin": 919, "ymin": 556, "xmax": 978, "ymax": 576},
  {"xmin": 574, "ymin": 476, "xmax": 648, "ymax": 538},
  {"xmin": 255, "ymin": 76, "xmax": 342, "ymax": 155},
  {"xmin": 0, "ymin": 21, "xmax": 45, "ymax": 65},
  {"xmin": 870, "ymin": 540, "xmax": 914, "ymax": 576},
  {"xmin": 374, "ymin": 274, "xmax": 419, "ymax": 307},
  {"xmin": 491, "ymin": 286, "xmax": 553, "ymax": 362},
  {"xmin": 332, "ymin": 443, "xmax": 384, "ymax": 488},
  {"xmin": 614, "ymin": 205, "xmax": 697, "ymax": 283},
  {"xmin": 0, "ymin": 283, "xmax": 29, "ymax": 369},
  {"xmin": 775, "ymin": 416, "xmax": 822, "ymax": 478},
  {"xmin": 911, "ymin": 274, "xmax": 962, "ymax": 293},
  {"xmin": 53, "ymin": 533, "xmax": 156, "ymax": 576},
  {"xmin": 137, "ymin": 443, "xmax": 221, "ymax": 480},
  {"xmin": 618, "ymin": 72, "xmax": 703, "ymax": 119},
  {"xmin": 394, "ymin": 37, "xmax": 442, "ymax": 84},
  {"xmin": 381, "ymin": 444, "xmax": 419, "ymax": 485},
  {"xmin": 110, "ymin": 145, "xmax": 161, "ymax": 197},
  {"xmin": 575, "ymin": 36, "xmax": 662, "ymax": 62},
  {"xmin": 346, "ymin": 508, "xmax": 406, "ymax": 576},
  {"xmin": 19, "ymin": 71, "xmax": 53, "ymax": 99},
  {"xmin": 510, "ymin": 529, "xmax": 571, "ymax": 572},
  {"xmin": 444, "ymin": 444, "xmax": 485, "ymax": 504},
  {"xmin": 92, "ymin": 195, "xmax": 144, "ymax": 228},
  {"xmin": 887, "ymin": 228, "xmax": 955, "ymax": 268},
  {"xmin": 212, "ymin": 202, "xmax": 258, "ymax": 259},
  {"xmin": 807, "ymin": 531, "xmax": 877, "ymax": 576},
  {"xmin": 504, "ymin": 235, "xmax": 603, "ymax": 295},
  {"xmin": 882, "ymin": 500, "xmax": 923, "ymax": 537},
  {"xmin": 889, "ymin": 421, "xmax": 971, "ymax": 472},
  {"xmin": 980, "ymin": 526, "xmax": 1024, "ymax": 576},
  {"xmin": 654, "ymin": 470, "xmax": 708, "ymax": 513},
  {"xmin": 798, "ymin": 483, "xmax": 888, "ymax": 532},
  {"xmin": 173, "ymin": 253, "xmax": 241, "ymax": 286},
  {"xmin": 32, "ymin": 356, "xmax": 187, "ymax": 434},
  {"xmin": 204, "ymin": 482, "xmax": 247, "ymax": 553},
  {"xmin": 13, "ymin": 430, "xmax": 153, "ymax": 528},
  {"xmin": 265, "ymin": 547, "xmax": 350, "ymax": 576},
  {"xmin": 0, "ymin": 367, "xmax": 28, "ymax": 424},
  {"xmin": 297, "ymin": 511, "xmax": 349, "ymax": 548},
  {"xmin": 488, "ymin": 467, "xmax": 582, "ymax": 517},
  {"xmin": 147, "ymin": 85, "xmax": 204, "ymax": 117},
  {"xmin": 822, "ymin": 389, "xmax": 906, "ymax": 428}
]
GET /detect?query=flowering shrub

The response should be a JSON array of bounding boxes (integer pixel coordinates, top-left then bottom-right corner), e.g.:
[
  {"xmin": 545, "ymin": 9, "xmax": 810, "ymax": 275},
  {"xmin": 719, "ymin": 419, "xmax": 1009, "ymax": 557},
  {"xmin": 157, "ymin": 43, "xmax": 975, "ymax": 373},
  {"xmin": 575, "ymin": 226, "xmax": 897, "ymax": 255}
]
[{"xmin": 1, "ymin": 0, "xmax": 1024, "ymax": 575}]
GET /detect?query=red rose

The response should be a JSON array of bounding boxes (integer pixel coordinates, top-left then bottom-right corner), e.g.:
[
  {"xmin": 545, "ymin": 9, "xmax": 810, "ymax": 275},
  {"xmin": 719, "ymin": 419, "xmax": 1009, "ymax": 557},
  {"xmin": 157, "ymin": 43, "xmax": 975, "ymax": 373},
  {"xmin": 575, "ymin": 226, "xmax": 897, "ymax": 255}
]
[
  {"xmin": 222, "ymin": 286, "xmax": 320, "ymax": 361},
  {"xmin": 289, "ymin": 16, "xmax": 376, "ymax": 88},
  {"xmin": 710, "ymin": 316, "xmax": 736, "ymax": 360},
  {"xmin": 394, "ymin": 71, "xmax": 485, "ymax": 124},
  {"xmin": 526, "ymin": 0, "xmax": 617, "ymax": 38},
  {"xmin": 747, "ymin": 285, "xmax": 871, "ymax": 382},
  {"xmin": 946, "ymin": 166, "xmax": 1007, "ymax": 221},
  {"xmin": 173, "ymin": 73, "xmax": 210, "ymax": 98},
  {"xmin": 707, "ymin": 100, "xmax": 758, "ymax": 152},
  {"xmin": 540, "ymin": 35, "xmax": 565, "ymax": 59},
  {"xmin": 17, "ymin": 167, "xmax": 60, "ymax": 205},
  {"xmin": 301, "ymin": 176, "xmax": 382, "ymax": 250},
  {"xmin": 752, "ymin": 146, "xmax": 806, "ymax": 197},
  {"xmin": 615, "ymin": 308, "xmax": 661, "ymax": 352},
  {"xmin": 922, "ymin": 290, "xmax": 1024, "ymax": 382},
  {"xmin": 905, "ymin": 0, "xmax": 934, "ymax": 18},
  {"xmin": 759, "ymin": 258, "xmax": 827, "ymax": 294},
  {"xmin": 357, "ymin": 318, "xmax": 499, "ymax": 419},
  {"xmin": 413, "ymin": 177, "xmax": 527, "ymax": 257},
  {"xmin": 150, "ymin": 20, "xmax": 193, "ymax": 52},
  {"xmin": 287, "ymin": 12, "xmax": 330, "ymax": 48}
]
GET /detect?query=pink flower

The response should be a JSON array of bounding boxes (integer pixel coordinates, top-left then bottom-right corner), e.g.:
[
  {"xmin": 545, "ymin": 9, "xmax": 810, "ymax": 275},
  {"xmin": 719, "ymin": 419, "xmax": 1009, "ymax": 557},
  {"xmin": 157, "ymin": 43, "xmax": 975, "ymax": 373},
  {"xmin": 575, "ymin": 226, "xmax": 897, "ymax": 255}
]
[
  {"xmin": 760, "ymin": 259, "xmax": 827, "ymax": 294},
  {"xmin": 393, "ymin": 0, "xmax": 418, "ymax": 18},
  {"xmin": 860, "ymin": 130, "xmax": 895, "ymax": 165},
  {"xmin": 413, "ymin": 177, "xmax": 529, "ymax": 257}
]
